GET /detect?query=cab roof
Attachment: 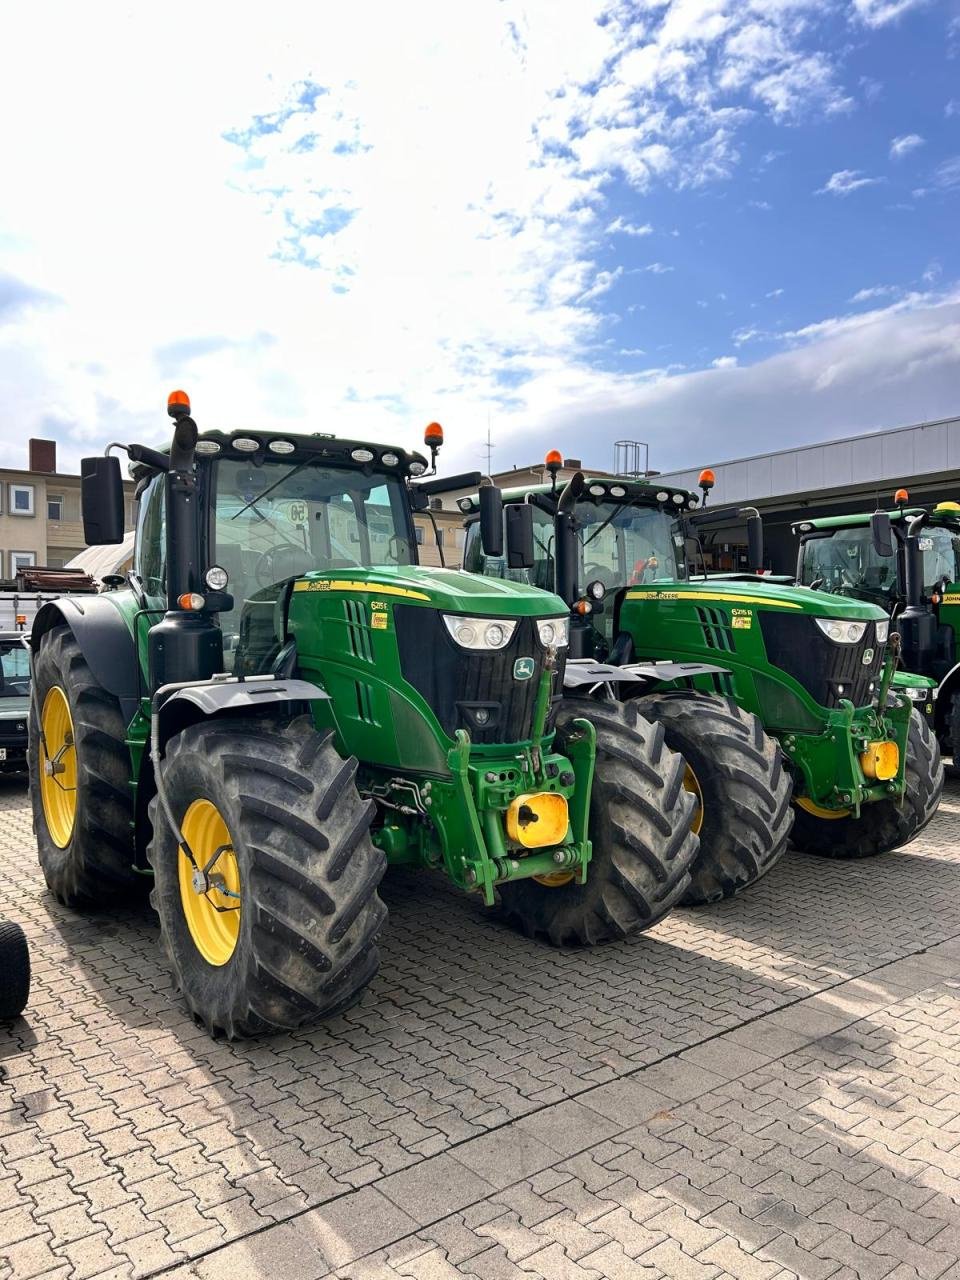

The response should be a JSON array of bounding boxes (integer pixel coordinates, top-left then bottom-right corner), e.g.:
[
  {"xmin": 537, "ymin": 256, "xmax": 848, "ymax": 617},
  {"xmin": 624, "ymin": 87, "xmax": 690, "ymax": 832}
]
[
  {"xmin": 793, "ymin": 505, "xmax": 960, "ymax": 535},
  {"xmin": 458, "ymin": 475, "xmax": 698, "ymax": 513}
]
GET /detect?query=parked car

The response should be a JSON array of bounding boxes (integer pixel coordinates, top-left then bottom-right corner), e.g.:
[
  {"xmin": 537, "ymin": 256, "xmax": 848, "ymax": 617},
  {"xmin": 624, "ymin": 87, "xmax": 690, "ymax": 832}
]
[{"xmin": 0, "ymin": 631, "xmax": 30, "ymax": 775}]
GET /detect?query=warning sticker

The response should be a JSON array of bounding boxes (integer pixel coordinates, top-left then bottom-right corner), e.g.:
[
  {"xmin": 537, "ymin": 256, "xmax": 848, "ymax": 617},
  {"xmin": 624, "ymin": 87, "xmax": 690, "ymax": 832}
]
[
  {"xmin": 371, "ymin": 612, "xmax": 388, "ymax": 630},
  {"xmin": 731, "ymin": 613, "xmax": 752, "ymax": 629}
]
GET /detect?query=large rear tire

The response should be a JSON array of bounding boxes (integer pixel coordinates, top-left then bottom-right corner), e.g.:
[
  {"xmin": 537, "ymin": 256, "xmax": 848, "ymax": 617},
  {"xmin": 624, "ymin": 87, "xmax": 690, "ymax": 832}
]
[
  {"xmin": 147, "ymin": 715, "xmax": 387, "ymax": 1038},
  {"xmin": 0, "ymin": 920, "xmax": 30, "ymax": 1020},
  {"xmin": 29, "ymin": 624, "xmax": 140, "ymax": 906},
  {"xmin": 497, "ymin": 698, "xmax": 698, "ymax": 945},
  {"xmin": 636, "ymin": 693, "xmax": 793, "ymax": 905},
  {"xmin": 791, "ymin": 709, "xmax": 943, "ymax": 858}
]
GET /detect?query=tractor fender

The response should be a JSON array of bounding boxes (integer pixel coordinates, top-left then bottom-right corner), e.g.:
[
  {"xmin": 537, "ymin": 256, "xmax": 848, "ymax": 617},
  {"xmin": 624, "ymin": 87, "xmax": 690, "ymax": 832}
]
[
  {"xmin": 934, "ymin": 663, "xmax": 960, "ymax": 730},
  {"xmin": 30, "ymin": 596, "xmax": 140, "ymax": 724},
  {"xmin": 156, "ymin": 677, "xmax": 329, "ymax": 748}
]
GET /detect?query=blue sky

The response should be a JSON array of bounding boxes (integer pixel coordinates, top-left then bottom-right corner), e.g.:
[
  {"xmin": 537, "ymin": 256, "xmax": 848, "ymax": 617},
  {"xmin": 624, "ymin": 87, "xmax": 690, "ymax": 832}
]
[{"xmin": 1, "ymin": 0, "xmax": 958, "ymax": 478}]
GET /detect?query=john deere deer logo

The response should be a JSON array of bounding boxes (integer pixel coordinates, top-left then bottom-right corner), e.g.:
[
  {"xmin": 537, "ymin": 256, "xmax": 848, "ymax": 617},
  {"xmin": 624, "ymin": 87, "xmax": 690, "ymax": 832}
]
[{"xmin": 514, "ymin": 657, "xmax": 535, "ymax": 681}]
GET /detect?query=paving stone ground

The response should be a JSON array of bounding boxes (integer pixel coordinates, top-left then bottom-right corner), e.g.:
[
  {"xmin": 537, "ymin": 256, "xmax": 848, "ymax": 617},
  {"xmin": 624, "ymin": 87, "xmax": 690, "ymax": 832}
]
[{"xmin": 3, "ymin": 773, "xmax": 960, "ymax": 1279}]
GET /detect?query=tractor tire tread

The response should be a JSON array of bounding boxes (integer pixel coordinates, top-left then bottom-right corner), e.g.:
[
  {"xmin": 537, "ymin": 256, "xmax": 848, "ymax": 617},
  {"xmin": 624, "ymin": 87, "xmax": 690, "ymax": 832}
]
[
  {"xmin": 638, "ymin": 693, "xmax": 793, "ymax": 904},
  {"xmin": 147, "ymin": 715, "xmax": 386, "ymax": 1038},
  {"xmin": 29, "ymin": 624, "xmax": 140, "ymax": 907},
  {"xmin": 791, "ymin": 709, "xmax": 944, "ymax": 858},
  {"xmin": 497, "ymin": 696, "xmax": 697, "ymax": 946}
]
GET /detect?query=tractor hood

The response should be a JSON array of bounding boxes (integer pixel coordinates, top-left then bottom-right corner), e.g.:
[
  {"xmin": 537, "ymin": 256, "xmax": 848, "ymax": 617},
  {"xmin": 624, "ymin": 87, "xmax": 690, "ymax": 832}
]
[
  {"xmin": 626, "ymin": 578, "xmax": 888, "ymax": 621},
  {"xmin": 293, "ymin": 565, "xmax": 567, "ymax": 618}
]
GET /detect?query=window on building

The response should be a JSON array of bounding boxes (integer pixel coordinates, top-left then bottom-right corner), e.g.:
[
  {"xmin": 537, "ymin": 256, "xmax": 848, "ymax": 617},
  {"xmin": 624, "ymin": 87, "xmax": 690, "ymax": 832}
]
[
  {"xmin": 47, "ymin": 494, "xmax": 63, "ymax": 521},
  {"xmin": 415, "ymin": 526, "xmax": 424, "ymax": 545},
  {"xmin": 436, "ymin": 528, "xmax": 444, "ymax": 549},
  {"xmin": 10, "ymin": 484, "xmax": 34, "ymax": 516},
  {"xmin": 10, "ymin": 551, "xmax": 37, "ymax": 574}
]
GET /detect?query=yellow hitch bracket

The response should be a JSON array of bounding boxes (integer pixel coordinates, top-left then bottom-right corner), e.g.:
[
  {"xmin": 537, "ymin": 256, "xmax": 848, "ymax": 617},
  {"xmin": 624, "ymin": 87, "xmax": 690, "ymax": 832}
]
[
  {"xmin": 860, "ymin": 740, "xmax": 899, "ymax": 782},
  {"xmin": 506, "ymin": 792, "xmax": 569, "ymax": 849}
]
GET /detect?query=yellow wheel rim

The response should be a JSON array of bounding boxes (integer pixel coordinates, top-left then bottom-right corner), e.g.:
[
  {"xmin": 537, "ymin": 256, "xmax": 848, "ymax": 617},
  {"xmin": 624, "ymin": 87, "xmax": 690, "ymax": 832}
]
[
  {"xmin": 533, "ymin": 870, "xmax": 576, "ymax": 887},
  {"xmin": 682, "ymin": 764, "xmax": 704, "ymax": 836},
  {"xmin": 40, "ymin": 686, "xmax": 78, "ymax": 849},
  {"xmin": 178, "ymin": 799, "xmax": 241, "ymax": 966},
  {"xmin": 794, "ymin": 796, "xmax": 852, "ymax": 820}
]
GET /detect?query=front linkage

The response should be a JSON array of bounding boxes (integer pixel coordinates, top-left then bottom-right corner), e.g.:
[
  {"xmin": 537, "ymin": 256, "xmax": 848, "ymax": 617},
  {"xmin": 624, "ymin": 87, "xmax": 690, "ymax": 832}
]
[{"xmin": 363, "ymin": 658, "xmax": 598, "ymax": 905}]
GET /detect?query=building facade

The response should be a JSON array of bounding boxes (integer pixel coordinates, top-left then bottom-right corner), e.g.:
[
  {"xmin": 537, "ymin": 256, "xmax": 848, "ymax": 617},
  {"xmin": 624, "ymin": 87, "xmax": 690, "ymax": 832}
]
[{"xmin": 0, "ymin": 440, "xmax": 136, "ymax": 581}]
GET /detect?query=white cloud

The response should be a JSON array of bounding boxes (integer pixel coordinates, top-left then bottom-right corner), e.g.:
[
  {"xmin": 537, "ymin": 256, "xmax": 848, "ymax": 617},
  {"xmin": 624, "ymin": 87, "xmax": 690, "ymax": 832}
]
[
  {"xmin": 711, "ymin": 355, "xmax": 738, "ymax": 368},
  {"xmin": 765, "ymin": 288, "xmax": 784, "ymax": 298},
  {"xmin": 890, "ymin": 133, "xmax": 925, "ymax": 159},
  {"xmin": 947, "ymin": 100, "xmax": 959, "ymax": 118},
  {"xmin": 935, "ymin": 157, "xmax": 960, "ymax": 189},
  {"xmin": 606, "ymin": 217, "xmax": 654, "ymax": 237},
  {"xmin": 816, "ymin": 169, "xmax": 883, "ymax": 196},
  {"xmin": 850, "ymin": 284, "xmax": 899, "ymax": 302},
  {"xmin": 0, "ymin": 0, "xmax": 943, "ymax": 482},
  {"xmin": 579, "ymin": 267, "xmax": 623, "ymax": 302},
  {"xmin": 534, "ymin": 288, "xmax": 960, "ymax": 472},
  {"xmin": 852, "ymin": 0, "xmax": 931, "ymax": 27},
  {"xmin": 639, "ymin": 262, "xmax": 675, "ymax": 275}
]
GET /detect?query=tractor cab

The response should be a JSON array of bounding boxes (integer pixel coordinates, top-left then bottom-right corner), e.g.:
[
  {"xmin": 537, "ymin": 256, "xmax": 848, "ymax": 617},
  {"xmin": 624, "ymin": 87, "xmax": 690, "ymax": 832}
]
[
  {"xmin": 795, "ymin": 494, "xmax": 960, "ymax": 748},
  {"xmin": 463, "ymin": 475, "xmax": 693, "ymax": 659}
]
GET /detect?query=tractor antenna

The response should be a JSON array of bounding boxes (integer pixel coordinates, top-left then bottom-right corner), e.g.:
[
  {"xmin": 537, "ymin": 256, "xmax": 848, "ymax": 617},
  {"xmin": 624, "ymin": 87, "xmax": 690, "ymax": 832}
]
[{"xmin": 484, "ymin": 418, "xmax": 495, "ymax": 476}]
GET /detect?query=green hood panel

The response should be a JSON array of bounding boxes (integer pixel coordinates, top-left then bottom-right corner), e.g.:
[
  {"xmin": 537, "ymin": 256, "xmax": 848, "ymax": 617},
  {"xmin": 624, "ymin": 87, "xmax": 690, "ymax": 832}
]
[
  {"xmin": 626, "ymin": 579, "xmax": 888, "ymax": 620},
  {"xmin": 296, "ymin": 566, "xmax": 567, "ymax": 617}
]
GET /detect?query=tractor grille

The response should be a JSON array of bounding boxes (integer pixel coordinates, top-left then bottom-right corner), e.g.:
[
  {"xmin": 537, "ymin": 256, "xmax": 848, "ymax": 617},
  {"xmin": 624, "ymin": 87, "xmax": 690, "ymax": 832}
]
[
  {"xmin": 758, "ymin": 613, "xmax": 885, "ymax": 709},
  {"xmin": 393, "ymin": 607, "xmax": 566, "ymax": 744}
]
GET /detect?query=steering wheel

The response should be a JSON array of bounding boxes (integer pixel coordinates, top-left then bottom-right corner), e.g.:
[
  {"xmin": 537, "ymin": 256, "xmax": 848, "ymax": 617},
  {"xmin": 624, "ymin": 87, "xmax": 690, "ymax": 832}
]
[{"xmin": 255, "ymin": 543, "xmax": 312, "ymax": 588}]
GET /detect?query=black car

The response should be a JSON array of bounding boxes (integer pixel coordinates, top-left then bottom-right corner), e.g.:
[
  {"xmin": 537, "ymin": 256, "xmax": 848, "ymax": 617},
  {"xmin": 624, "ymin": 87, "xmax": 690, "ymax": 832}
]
[{"xmin": 0, "ymin": 632, "xmax": 29, "ymax": 775}]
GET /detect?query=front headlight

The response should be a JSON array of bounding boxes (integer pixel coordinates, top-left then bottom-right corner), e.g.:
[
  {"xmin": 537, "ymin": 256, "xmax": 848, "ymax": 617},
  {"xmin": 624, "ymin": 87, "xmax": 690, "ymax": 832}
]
[
  {"xmin": 537, "ymin": 617, "xmax": 569, "ymax": 648},
  {"xmin": 443, "ymin": 615, "xmax": 518, "ymax": 650},
  {"xmin": 815, "ymin": 618, "xmax": 868, "ymax": 644},
  {"xmin": 875, "ymin": 619, "xmax": 889, "ymax": 643}
]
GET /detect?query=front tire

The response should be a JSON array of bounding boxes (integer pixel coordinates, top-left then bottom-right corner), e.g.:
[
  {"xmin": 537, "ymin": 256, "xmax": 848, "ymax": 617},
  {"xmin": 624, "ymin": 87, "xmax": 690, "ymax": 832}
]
[
  {"xmin": 29, "ymin": 624, "xmax": 140, "ymax": 906},
  {"xmin": 791, "ymin": 709, "xmax": 943, "ymax": 858},
  {"xmin": 497, "ymin": 698, "xmax": 698, "ymax": 945},
  {"xmin": 148, "ymin": 715, "xmax": 387, "ymax": 1038},
  {"xmin": 0, "ymin": 920, "xmax": 30, "ymax": 1020},
  {"xmin": 636, "ymin": 693, "xmax": 793, "ymax": 905}
]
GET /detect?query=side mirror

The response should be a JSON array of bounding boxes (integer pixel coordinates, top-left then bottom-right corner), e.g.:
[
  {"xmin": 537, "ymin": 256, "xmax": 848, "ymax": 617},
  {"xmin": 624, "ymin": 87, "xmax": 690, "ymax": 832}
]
[
  {"xmin": 479, "ymin": 485, "xmax": 504, "ymax": 558},
  {"xmin": 870, "ymin": 511, "xmax": 894, "ymax": 558},
  {"xmin": 81, "ymin": 456, "xmax": 125, "ymax": 545},
  {"xmin": 505, "ymin": 504, "xmax": 535, "ymax": 569},
  {"xmin": 745, "ymin": 514, "xmax": 764, "ymax": 570}
]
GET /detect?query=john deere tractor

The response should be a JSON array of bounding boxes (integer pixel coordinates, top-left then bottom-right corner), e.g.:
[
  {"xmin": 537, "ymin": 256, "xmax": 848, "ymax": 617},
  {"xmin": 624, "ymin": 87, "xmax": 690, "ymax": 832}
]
[
  {"xmin": 795, "ymin": 491, "xmax": 960, "ymax": 757},
  {"xmin": 27, "ymin": 395, "xmax": 698, "ymax": 1037},
  {"xmin": 462, "ymin": 463, "xmax": 942, "ymax": 877}
]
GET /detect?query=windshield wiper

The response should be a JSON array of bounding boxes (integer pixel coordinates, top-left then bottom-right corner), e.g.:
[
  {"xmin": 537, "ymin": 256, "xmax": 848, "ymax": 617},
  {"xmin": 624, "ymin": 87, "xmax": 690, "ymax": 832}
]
[{"xmin": 231, "ymin": 457, "xmax": 315, "ymax": 521}]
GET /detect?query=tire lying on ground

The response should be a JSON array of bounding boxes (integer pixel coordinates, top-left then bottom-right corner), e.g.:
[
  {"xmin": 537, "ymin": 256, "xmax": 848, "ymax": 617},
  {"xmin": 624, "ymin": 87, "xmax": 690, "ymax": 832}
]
[
  {"xmin": 791, "ymin": 708, "xmax": 943, "ymax": 858},
  {"xmin": 147, "ymin": 714, "xmax": 387, "ymax": 1038},
  {"xmin": 0, "ymin": 920, "xmax": 30, "ymax": 1020},
  {"xmin": 496, "ymin": 697, "xmax": 698, "ymax": 946},
  {"xmin": 29, "ymin": 623, "xmax": 141, "ymax": 907},
  {"xmin": 636, "ymin": 692, "xmax": 793, "ymax": 905}
]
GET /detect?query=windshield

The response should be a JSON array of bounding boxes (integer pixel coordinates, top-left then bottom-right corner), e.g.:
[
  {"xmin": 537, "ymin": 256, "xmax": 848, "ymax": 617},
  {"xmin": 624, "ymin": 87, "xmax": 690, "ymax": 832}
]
[
  {"xmin": 0, "ymin": 641, "xmax": 29, "ymax": 697},
  {"xmin": 214, "ymin": 458, "xmax": 415, "ymax": 668},
  {"xmin": 465, "ymin": 499, "xmax": 684, "ymax": 593},
  {"xmin": 918, "ymin": 526, "xmax": 960, "ymax": 591},
  {"xmin": 799, "ymin": 529, "xmax": 898, "ymax": 605},
  {"xmin": 578, "ymin": 502, "xmax": 683, "ymax": 590}
]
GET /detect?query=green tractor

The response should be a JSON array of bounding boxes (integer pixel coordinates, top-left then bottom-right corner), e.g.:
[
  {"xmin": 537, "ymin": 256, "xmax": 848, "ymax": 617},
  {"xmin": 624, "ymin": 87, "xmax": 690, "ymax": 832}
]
[
  {"xmin": 461, "ymin": 462, "xmax": 942, "ymax": 875},
  {"xmin": 795, "ymin": 491, "xmax": 960, "ymax": 756},
  {"xmin": 27, "ymin": 394, "xmax": 700, "ymax": 1038}
]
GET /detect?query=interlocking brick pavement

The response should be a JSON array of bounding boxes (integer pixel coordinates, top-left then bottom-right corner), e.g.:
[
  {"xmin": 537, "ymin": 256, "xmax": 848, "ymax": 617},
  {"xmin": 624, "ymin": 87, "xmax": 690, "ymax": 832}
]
[{"xmin": 3, "ymin": 774, "xmax": 960, "ymax": 1278}]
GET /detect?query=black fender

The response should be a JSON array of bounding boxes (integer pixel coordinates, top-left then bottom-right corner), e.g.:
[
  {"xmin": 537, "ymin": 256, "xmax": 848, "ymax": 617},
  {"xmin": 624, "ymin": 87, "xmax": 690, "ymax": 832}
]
[
  {"xmin": 31, "ymin": 596, "xmax": 141, "ymax": 724},
  {"xmin": 156, "ymin": 677, "xmax": 329, "ymax": 749}
]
